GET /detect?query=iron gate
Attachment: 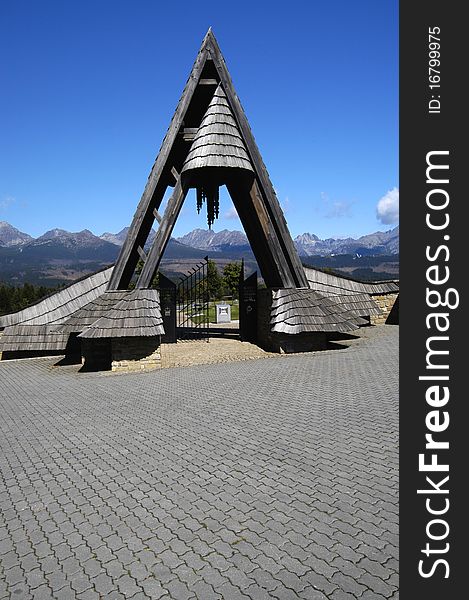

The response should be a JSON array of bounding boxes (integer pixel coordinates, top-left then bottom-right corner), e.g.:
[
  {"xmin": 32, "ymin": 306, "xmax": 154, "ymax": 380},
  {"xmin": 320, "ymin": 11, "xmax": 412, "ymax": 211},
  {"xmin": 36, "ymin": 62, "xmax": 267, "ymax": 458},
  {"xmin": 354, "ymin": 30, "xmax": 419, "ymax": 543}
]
[{"xmin": 176, "ymin": 257, "xmax": 210, "ymax": 340}]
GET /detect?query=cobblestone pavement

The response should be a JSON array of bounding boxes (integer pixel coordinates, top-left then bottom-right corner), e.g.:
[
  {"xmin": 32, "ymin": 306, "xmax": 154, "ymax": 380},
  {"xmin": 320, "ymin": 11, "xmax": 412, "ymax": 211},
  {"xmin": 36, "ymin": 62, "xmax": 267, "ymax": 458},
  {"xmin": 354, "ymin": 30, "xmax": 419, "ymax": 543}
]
[{"xmin": 0, "ymin": 326, "xmax": 399, "ymax": 599}]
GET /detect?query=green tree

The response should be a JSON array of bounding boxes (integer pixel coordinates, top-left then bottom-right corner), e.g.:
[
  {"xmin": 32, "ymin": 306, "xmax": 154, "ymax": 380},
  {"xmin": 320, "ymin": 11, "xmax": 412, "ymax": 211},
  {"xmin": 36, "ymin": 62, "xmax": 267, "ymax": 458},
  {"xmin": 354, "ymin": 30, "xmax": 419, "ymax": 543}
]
[
  {"xmin": 222, "ymin": 262, "xmax": 242, "ymax": 299},
  {"xmin": 206, "ymin": 260, "xmax": 222, "ymax": 300},
  {"xmin": 0, "ymin": 282, "xmax": 61, "ymax": 316}
]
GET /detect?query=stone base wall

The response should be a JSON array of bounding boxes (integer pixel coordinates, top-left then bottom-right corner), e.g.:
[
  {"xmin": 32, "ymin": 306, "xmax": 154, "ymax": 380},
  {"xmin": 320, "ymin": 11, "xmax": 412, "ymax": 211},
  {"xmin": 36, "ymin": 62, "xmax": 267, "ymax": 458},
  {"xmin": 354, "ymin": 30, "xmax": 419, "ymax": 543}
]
[
  {"xmin": 257, "ymin": 289, "xmax": 327, "ymax": 353},
  {"xmin": 370, "ymin": 293, "xmax": 399, "ymax": 325},
  {"xmin": 111, "ymin": 337, "xmax": 161, "ymax": 373},
  {"xmin": 81, "ymin": 336, "xmax": 161, "ymax": 372}
]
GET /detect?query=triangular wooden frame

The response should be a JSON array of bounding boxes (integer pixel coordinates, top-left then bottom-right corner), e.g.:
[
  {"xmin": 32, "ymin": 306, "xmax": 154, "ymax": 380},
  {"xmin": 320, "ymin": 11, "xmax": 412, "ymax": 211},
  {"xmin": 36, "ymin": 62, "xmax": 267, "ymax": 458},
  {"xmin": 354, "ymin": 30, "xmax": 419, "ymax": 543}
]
[{"xmin": 107, "ymin": 29, "xmax": 308, "ymax": 291}]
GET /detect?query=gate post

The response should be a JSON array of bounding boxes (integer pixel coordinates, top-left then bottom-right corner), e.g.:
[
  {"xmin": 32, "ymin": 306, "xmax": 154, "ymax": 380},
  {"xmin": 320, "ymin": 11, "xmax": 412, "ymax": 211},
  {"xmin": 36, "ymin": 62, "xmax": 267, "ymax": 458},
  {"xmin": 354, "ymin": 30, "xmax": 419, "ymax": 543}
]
[
  {"xmin": 239, "ymin": 268, "xmax": 258, "ymax": 343},
  {"xmin": 158, "ymin": 273, "xmax": 177, "ymax": 343}
]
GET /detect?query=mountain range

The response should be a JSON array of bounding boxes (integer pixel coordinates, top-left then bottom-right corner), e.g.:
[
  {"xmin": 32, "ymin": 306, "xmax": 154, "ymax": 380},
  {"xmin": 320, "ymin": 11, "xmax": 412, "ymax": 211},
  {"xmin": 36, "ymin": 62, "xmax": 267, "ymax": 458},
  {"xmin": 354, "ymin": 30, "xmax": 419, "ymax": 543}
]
[
  {"xmin": 0, "ymin": 221, "xmax": 399, "ymax": 255},
  {"xmin": 0, "ymin": 220, "xmax": 399, "ymax": 285},
  {"xmin": 176, "ymin": 227, "xmax": 399, "ymax": 256}
]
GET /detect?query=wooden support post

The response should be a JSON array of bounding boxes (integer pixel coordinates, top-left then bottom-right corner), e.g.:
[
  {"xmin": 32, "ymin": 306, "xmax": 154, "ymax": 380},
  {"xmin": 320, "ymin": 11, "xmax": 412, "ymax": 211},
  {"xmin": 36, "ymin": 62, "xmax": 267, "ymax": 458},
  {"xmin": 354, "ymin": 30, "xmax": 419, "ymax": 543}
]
[
  {"xmin": 136, "ymin": 176, "xmax": 190, "ymax": 289},
  {"xmin": 227, "ymin": 177, "xmax": 290, "ymax": 288},
  {"xmin": 137, "ymin": 246, "xmax": 147, "ymax": 261},
  {"xmin": 207, "ymin": 33, "xmax": 308, "ymax": 288},
  {"xmin": 107, "ymin": 33, "xmax": 212, "ymax": 291}
]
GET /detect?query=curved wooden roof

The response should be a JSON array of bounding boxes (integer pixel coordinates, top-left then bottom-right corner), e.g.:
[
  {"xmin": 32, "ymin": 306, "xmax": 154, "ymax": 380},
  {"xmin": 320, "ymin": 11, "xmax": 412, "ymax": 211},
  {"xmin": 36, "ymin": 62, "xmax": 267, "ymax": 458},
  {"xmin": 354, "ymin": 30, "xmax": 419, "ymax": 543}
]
[
  {"xmin": 57, "ymin": 291, "xmax": 129, "ymax": 334},
  {"xmin": 182, "ymin": 85, "xmax": 254, "ymax": 173},
  {"xmin": 270, "ymin": 289, "xmax": 367, "ymax": 335},
  {"xmin": 304, "ymin": 266, "xmax": 399, "ymax": 296},
  {"xmin": 78, "ymin": 289, "xmax": 164, "ymax": 339}
]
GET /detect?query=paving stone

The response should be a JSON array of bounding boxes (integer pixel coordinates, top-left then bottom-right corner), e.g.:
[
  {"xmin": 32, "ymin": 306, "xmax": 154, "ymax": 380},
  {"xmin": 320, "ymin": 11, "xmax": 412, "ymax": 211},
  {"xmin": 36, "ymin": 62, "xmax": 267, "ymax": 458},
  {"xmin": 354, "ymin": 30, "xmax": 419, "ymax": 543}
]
[
  {"xmin": 8, "ymin": 582, "xmax": 33, "ymax": 599},
  {"xmin": 250, "ymin": 568, "xmax": 280, "ymax": 592},
  {"xmin": 150, "ymin": 563, "xmax": 174, "ymax": 585},
  {"xmin": 331, "ymin": 572, "xmax": 367, "ymax": 597},
  {"xmin": 116, "ymin": 574, "xmax": 141, "ymax": 598},
  {"xmin": 26, "ymin": 568, "xmax": 48, "ymax": 590},
  {"xmin": 92, "ymin": 572, "xmax": 115, "ymax": 595},
  {"xmin": 0, "ymin": 326, "xmax": 398, "ymax": 600},
  {"xmin": 32, "ymin": 584, "xmax": 56, "ymax": 599},
  {"xmin": 298, "ymin": 589, "xmax": 329, "ymax": 600},
  {"xmin": 217, "ymin": 581, "xmax": 247, "ymax": 600},
  {"xmin": 54, "ymin": 585, "xmax": 77, "ymax": 600},
  {"xmin": 358, "ymin": 572, "xmax": 397, "ymax": 597}
]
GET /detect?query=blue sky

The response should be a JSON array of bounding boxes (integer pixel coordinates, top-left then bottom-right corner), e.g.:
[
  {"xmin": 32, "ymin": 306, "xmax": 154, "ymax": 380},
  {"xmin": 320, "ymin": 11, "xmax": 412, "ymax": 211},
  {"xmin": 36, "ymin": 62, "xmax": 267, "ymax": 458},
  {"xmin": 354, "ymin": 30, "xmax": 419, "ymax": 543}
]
[{"xmin": 0, "ymin": 0, "xmax": 398, "ymax": 241}]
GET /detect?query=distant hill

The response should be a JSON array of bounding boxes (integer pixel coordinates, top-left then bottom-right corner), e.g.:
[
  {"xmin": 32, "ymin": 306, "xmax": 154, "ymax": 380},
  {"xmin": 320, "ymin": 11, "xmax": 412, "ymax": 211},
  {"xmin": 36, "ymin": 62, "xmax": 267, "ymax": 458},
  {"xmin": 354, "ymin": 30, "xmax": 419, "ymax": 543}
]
[
  {"xmin": 0, "ymin": 221, "xmax": 33, "ymax": 247},
  {"xmin": 176, "ymin": 226, "xmax": 399, "ymax": 256},
  {"xmin": 0, "ymin": 221, "xmax": 399, "ymax": 285}
]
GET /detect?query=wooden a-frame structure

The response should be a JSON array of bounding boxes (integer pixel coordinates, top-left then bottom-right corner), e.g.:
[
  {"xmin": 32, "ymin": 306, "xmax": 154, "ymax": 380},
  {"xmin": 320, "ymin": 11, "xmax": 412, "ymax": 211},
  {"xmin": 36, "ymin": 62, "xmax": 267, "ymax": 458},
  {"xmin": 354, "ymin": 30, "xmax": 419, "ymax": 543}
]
[{"xmin": 107, "ymin": 29, "xmax": 308, "ymax": 291}]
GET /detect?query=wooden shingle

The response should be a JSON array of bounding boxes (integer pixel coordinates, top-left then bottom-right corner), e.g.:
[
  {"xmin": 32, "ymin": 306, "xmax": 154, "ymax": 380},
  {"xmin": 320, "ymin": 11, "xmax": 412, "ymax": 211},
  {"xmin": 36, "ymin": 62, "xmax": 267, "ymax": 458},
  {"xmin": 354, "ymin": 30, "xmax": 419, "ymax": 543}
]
[
  {"xmin": 57, "ymin": 291, "xmax": 129, "ymax": 333},
  {"xmin": 304, "ymin": 266, "xmax": 399, "ymax": 296},
  {"xmin": 182, "ymin": 85, "xmax": 254, "ymax": 174},
  {"xmin": 0, "ymin": 325, "xmax": 69, "ymax": 352},
  {"xmin": 269, "ymin": 288, "xmax": 367, "ymax": 335},
  {"xmin": 78, "ymin": 289, "xmax": 164, "ymax": 339}
]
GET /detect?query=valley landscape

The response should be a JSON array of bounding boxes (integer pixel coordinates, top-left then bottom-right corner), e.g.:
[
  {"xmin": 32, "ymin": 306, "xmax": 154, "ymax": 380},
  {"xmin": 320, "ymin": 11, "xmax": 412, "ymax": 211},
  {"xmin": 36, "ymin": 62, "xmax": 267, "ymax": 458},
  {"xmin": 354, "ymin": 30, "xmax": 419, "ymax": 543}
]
[{"xmin": 0, "ymin": 221, "xmax": 399, "ymax": 287}]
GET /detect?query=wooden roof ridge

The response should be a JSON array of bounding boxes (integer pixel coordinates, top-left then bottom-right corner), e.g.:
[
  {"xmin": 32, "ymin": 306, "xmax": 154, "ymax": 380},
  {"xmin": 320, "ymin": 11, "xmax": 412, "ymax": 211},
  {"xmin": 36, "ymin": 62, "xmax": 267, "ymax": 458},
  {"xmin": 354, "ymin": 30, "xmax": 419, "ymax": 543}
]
[
  {"xmin": 304, "ymin": 266, "xmax": 399, "ymax": 295},
  {"xmin": 0, "ymin": 266, "xmax": 114, "ymax": 329},
  {"xmin": 304, "ymin": 263, "xmax": 399, "ymax": 286},
  {"xmin": 108, "ymin": 29, "xmax": 308, "ymax": 291},
  {"xmin": 78, "ymin": 289, "xmax": 164, "ymax": 339}
]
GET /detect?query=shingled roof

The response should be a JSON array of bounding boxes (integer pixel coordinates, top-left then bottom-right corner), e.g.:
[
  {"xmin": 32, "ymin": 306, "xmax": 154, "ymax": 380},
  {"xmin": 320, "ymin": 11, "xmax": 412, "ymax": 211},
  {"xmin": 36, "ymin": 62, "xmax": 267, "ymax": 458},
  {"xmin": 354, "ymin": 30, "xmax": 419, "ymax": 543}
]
[
  {"xmin": 56, "ymin": 291, "xmax": 129, "ymax": 334},
  {"xmin": 0, "ymin": 325, "xmax": 69, "ymax": 353},
  {"xmin": 78, "ymin": 289, "xmax": 164, "ymax": 339},
  {"xmin": 270, "ymin": 289, "xmax": 367, "ymax": 335},
  {"xmin": 329, "ymin": 293, "xmax": 383, "ymax": 318},
  {"xmin": 182, "ymin": 85, "xmax": 254, "ymax": 173},
  {"xmin": 0, "ymin": 267, "xmax": 113, "ymax": 329},
  {"xmin": 304, "ymin": 266, "xmax": 399, "ymax": 296}
]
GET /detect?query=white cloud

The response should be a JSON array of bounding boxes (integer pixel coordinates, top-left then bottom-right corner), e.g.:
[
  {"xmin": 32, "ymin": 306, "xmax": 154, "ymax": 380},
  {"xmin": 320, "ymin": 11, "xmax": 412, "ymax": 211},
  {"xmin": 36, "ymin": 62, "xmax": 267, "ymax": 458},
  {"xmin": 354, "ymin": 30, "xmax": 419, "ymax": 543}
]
[{"xmin": 376, "ymin": 188, "xmax": 399, "ymax": 224}]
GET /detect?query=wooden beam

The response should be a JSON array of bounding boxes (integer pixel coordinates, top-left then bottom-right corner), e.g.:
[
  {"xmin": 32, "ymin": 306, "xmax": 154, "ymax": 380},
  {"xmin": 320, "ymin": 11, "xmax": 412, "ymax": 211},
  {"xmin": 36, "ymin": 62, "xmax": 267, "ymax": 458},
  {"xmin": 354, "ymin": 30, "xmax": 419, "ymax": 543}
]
[
  {"xmin": 137, "ymin": 246, "xmax": 147, "ymax": 261},
  {"xmin": 153, "ymin": 208, "xmax": 162, "ymax": 223},
  {"xmin": 198, "ymin": 78, "xmax": 218, "ymax": 85},
  {"xmin": 180, "ymin": 127, "xmax": 198, "ymax": 141},
  {"xmin": 136, "ymin": 176, "xmax": 190, "ymax": 289},
  {"xmin": 226, "ymin": 180, "xmax": 280, "ymax": 288},
  {"xmin": 206, "ymin": 31, "xmax": 308, "ymax": 288},
  {"xmin": 107, "ymin": 32, "xmax": 213, "ymax": 290},
  {"xmin": 227, "ymin": 177, "xmax": 292, "ymax": 288}
]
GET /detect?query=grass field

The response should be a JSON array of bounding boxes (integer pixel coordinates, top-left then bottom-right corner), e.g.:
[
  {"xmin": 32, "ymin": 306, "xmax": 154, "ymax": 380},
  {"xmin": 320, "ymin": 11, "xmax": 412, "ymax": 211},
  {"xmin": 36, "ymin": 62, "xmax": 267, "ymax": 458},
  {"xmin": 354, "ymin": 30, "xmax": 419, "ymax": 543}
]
[{"xmin": 189, "ymin": 300, "xmax": 239, "ymax": 324}]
